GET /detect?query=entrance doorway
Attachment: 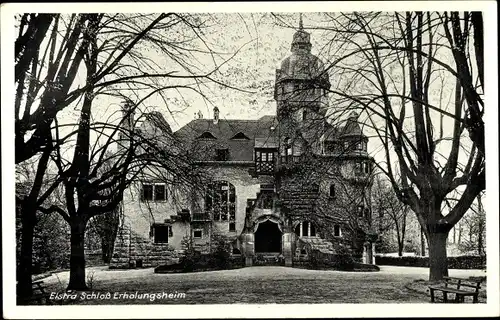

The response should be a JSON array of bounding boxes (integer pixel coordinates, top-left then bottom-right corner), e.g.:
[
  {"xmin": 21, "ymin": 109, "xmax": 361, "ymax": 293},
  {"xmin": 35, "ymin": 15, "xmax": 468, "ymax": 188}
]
[{"xmin": 254, "ymin": 220, "xmax": 282, "ymax": 253}]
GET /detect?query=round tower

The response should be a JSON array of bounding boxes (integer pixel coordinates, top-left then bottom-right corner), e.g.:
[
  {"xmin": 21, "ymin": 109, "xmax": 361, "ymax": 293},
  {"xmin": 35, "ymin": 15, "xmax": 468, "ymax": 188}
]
[{"xmin": 275, "ymin": 14, "xmax": 331, "ymax": 156}]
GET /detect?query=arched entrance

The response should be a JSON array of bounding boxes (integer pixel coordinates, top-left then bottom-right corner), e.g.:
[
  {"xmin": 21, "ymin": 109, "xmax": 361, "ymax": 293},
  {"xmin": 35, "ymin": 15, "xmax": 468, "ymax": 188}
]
[{"xmin": 255, "ymin": 220, "xmax": 282, "ymax": 253}]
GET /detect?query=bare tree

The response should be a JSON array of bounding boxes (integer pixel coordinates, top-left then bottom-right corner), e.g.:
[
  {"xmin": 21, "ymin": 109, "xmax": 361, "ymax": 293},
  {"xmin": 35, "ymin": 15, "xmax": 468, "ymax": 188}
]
[
  {"xmin": 15, "ymin": 12, "xmax": 247, "ymax": 299},
  {"xmin": 43, "ymin": 13, "xmax": 248, "ymax": 291},
  {"xmin": 372, "ymin": 176, "xmax": 410, "ymax": 257},
  {"xmin": 316, "ymin": 12, "xmax": 485, "ymax": 280}
]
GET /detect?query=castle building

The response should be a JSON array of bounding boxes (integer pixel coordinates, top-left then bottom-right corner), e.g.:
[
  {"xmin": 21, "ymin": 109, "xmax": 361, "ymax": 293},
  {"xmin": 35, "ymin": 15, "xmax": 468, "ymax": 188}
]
[{"xmin": 110, "ymin": 17, "xmax": 376, "ymax": 269}]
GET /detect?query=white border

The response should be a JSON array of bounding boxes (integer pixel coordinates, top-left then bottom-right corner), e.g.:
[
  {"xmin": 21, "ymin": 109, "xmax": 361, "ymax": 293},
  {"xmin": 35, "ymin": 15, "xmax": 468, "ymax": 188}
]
[{"xmin": 2, "ymin": 1, "xmax": 498, "ymax": 319}]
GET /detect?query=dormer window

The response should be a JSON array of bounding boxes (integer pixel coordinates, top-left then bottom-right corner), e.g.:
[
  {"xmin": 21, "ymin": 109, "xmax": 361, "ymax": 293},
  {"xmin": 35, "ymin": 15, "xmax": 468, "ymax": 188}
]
[
  {"xmin": 197, "ymin": 131, "xmax": 217, "ymax": 140},
  {"xmin": 231, "ymin": 132, "xmax": 250, "ymax": 140}
]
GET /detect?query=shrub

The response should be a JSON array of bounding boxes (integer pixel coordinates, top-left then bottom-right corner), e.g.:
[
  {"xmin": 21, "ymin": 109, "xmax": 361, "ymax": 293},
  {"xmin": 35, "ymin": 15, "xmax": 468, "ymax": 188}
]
[
  {"xmin": 375, "ymin": 255, "xmax": 486, "ymax": 269},
  {"xmin": 180, "ymin": 235, "xmax": 199, "ymax": 272},
  {"xmin": 210, "ymin": 233, "xmax": 231, "ymax": 269}
]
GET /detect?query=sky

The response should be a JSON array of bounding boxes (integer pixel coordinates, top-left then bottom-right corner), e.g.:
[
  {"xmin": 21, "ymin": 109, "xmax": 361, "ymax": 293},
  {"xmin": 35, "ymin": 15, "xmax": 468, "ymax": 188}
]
[{"xmin": 10, "ymin": 10, "xmax": 495, "ymax": 197}]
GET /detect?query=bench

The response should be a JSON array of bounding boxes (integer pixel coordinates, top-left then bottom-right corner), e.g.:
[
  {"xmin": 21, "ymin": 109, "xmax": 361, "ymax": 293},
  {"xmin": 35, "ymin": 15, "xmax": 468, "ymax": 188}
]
[
  {"xmin": 29, "ymin": 280, "xmax": 52, "ymax": 305},
  {"xmin": 429, "ymin": 276, "xmax": 482, "ymax": 303}
]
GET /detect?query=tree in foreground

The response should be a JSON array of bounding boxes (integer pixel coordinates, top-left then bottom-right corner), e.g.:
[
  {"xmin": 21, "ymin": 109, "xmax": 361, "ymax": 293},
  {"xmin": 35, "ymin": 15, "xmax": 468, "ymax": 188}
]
[
  {"xmin": 15, "ymin": 12, "xmax": 248, "ymax": 296},
  {"xmin": 316, "ymin": 11, "xmax": 485, "ymax": 280}
]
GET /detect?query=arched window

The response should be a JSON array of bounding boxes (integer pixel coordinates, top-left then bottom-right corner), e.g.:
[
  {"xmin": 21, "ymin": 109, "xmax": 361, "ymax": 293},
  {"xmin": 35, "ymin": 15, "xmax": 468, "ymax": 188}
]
[
  {"xmin": 204, "ymin": 181, "xmax": 236, "ymax": 221},
  {"xmin": 294, "ymin": 221, "xmax": 316, "ymax": 237},
  {"xmin": 329, "ymin": 184, "xmax": 335, "ymax": 198}
]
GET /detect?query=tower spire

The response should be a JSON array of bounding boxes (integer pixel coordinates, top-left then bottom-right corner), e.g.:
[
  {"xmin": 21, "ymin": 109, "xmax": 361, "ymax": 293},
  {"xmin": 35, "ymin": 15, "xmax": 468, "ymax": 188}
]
[{"xmin": 299, "ymin": 13, "xmax": 303, "ymax": 30}]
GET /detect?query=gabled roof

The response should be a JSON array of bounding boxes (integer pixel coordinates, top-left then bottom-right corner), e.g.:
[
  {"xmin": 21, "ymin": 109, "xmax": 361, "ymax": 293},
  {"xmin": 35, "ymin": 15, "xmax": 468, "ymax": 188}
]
[
  {"xmin": 323, "ymin": 117, "xmax": 367, "ymax": 141},
  {"xmin": 174, "ymin": 115, "xmax": 278, "ymax": 161}
]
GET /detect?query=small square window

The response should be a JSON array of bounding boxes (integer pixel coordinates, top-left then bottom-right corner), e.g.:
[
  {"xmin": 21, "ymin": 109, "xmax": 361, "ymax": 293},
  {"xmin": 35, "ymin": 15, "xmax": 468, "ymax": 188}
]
[
  {"xmin": 229, "ymin": 222, "xmax": 236, "ymax": 232},
  {"xmin": 193, "ymin": 230, "xmax": 202, "ymax": 239},
  {"xmin": 153, "ymin": 225, "xmax": 169, "ymax": 243},
  {"xmin": 155, "ymin": 184, "xmax": 166, "ymax": 201},
  {"xmin": 142, "ymin": 184, "xmax": 153, "ymax": 201}
]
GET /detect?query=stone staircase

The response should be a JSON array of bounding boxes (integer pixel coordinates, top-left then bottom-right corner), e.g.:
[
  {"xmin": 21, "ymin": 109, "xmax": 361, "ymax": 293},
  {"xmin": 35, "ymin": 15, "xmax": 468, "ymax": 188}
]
[{"xmin": 253, "ymin": 252, "xmax": 285, "ymax": 266}]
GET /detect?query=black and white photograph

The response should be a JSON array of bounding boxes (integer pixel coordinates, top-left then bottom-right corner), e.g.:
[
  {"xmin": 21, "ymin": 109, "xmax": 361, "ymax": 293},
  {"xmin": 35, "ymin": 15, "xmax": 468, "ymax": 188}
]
[{"xmin": 1, "ymin": 1, "xmax": 498, "ymax": 318}]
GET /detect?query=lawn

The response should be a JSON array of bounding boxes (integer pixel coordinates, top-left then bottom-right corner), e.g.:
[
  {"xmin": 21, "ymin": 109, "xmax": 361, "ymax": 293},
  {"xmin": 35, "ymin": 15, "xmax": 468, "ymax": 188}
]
[{"xmin": 41, "ymin": 266, "xmax": 486, "ymax": 304}]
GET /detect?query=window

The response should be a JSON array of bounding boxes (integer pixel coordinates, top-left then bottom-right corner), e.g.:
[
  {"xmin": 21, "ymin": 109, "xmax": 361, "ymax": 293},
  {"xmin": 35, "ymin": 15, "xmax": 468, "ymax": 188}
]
[
  {"xmin": 231, "ymin": 132, "xmax": 250, "ymax": 140},
  {"xmin": 357, "ymin": 205, "xmax": 364, "ymax": 217},
  {"xmin": 303, "ymin": 109, "xmax": 308, "ymax": 121},
  {"xmin": 193, "ymin": 230, "xmax": 202, "ymax": 239},
  {"xmin": 354, "ymin": 161, "xmax": 371, "ymax": 176},
  {"xmin": 154, "ymin": 184, "xmax": 166, "ymax": 201},
  {"xmin": 285, "ymin": 137, "xmax": 293, "ymax": 156},
  {"xmin": 229, "ymin": 222, "xmax": 236, "ymax": 232},
  {"xmin": 197, "ymin": 131, "xmax": 217, "ymax": 140},
  {"xmin": 355, "ymin": 142, "xmax": 363, "ymax": 150},
  {"xmin": 364, "ymin": 207, "xmax": 371, "ymax": 218},
  {"xmin": 295, "ymin": 221, "xmax": 316, "ymax": 237},
  {"xmin": 153, "ymin": 224, "xmax": 171, "ymax": 243},
  {"xmin": 215, "ymin": 148, "xmax": 229, "ymax": 161},
  {"xmin": 141, "ymin": 183, "xmax": 166, "ymax": 202},
  {"xmin": 329, "ymin": 184, "xmax": 336, "ymax": 198},
  {"xmin": 363, "ymin": 162, "xmax": 371, "ymax": 174},
  {"xmin": 255, "ymin": 149, "xmax": 275, "ymax": 174},
  {"xmin": 333, "ymin": 225, "xmax": 342, "ymax": 237},
  {"xmin": 205, "ymin": 181, "xmax": 236, "ymax": 221},
  {"xmin": 142, "ymin": 184, "xmax": 153, "ymax": 201}
]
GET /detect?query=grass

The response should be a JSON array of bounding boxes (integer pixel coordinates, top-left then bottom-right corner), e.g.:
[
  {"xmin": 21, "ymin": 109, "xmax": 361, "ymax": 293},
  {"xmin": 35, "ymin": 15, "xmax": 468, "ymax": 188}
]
[{"xmin": 43, "ymin": 266, "xmax": 431, "ymax": 304}]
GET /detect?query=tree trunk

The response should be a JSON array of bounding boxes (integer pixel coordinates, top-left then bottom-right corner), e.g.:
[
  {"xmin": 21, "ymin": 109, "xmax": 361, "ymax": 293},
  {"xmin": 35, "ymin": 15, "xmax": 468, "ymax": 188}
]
[
  {"xmin": 397, "ymin": 242, "xmax": 404, "ymax": 257},
  {"xmin": 420, "ymin": 227, "xmax": 426, "ymax": 256},
  {"xmin": 17, "ymin": 208, "xmax": 36, "ymax": 304},
  {"xmin": 68, "ymin": 217, "xmax": 88, "ymax": 291},
  {"xmin": 427, "ymin": 231, "xmax": 449, "ymax": 281}
]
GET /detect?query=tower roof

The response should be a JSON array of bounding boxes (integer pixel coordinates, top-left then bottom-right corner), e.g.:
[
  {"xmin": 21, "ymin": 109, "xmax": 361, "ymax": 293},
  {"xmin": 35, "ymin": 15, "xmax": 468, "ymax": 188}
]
[
  {"xmin": 291, "ymin": 13, "xmax": 312, "ymax": 54},
  {"xmin": 276, "ymin": 14, "xmax": 330, "ymax": 86}
]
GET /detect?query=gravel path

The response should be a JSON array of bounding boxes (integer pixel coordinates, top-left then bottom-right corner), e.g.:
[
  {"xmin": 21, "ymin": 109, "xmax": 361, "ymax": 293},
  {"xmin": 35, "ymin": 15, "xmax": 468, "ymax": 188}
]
[{"xmin": 42, "ymin": 266, "xmax": 486, "ymax": 304}]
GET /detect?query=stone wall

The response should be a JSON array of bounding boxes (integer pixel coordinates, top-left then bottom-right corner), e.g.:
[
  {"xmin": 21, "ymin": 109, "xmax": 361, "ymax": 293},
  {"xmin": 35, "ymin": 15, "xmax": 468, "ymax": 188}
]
[{"xmin": 110, "ymin": 225, "xmax": 180, "ymax": 269}]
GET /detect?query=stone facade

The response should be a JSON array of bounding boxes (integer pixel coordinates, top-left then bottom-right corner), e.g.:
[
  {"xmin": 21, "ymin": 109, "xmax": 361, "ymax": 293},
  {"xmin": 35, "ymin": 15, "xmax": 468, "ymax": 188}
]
[
  {"xmin": 110, "ymin": 225, "xmax": 180, "ymax": 268},
  {"xmin": 110, "ymin": 17, "xmax": 377, "ymax": 269}
]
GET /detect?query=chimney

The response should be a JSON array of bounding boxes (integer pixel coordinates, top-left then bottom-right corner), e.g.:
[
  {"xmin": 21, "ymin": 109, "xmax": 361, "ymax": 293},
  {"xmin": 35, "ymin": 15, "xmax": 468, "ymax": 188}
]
[
  {"xmin": 120, "ymin": 99, "xmax": 135, "ymax": 143},
  {"xmin": 213, "ymin": 107, "xmax": 219, "ymax": 124}
]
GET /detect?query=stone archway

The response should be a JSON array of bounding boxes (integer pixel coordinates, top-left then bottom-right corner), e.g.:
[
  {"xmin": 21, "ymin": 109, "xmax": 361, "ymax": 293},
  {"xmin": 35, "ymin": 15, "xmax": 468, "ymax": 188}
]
[{"xmin": 254, "ymin": 220, "xmax": 282, "ymax": 253}]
